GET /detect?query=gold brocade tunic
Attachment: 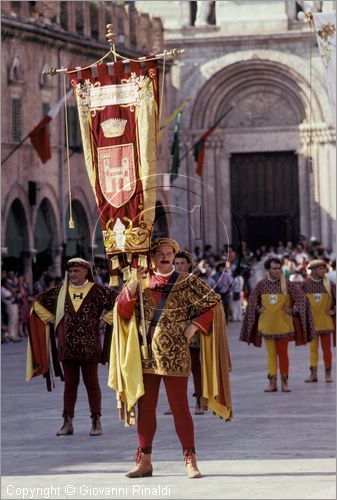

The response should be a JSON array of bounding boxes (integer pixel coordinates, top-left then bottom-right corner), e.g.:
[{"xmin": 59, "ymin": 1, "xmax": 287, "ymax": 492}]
[
  {"xmin": 258, "ymin": 293, "xmax": 294, "ymax": 336},
  {"xmin": 307, "ymin": 293, "xmax": 334, "ymax": 332},
  {"xmin": 141, "ymin": 273, "xmax": 220, "ymax": 376}
]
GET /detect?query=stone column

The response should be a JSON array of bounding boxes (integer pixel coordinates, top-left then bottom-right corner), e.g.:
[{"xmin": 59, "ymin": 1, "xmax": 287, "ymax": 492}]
[
  {"xmin": 20, "ymin": 2, "xmax": 29, "ymax": 17},
  {"xmin": 67, "ymin": 2, "xmax": 76, "ymax": 33},
  {"xmin": 309, "ymin": 141, "xmax": 322, "ymax": 243},
  {"xmin": 307, "ymin": 124, "xmax": 336, "ymax": 248},
  {"xmin": 23, "ymin": 249, "xmax": 37, "ymax": 295},
  {"xmin": 1, "ymin": 2, "xmax": 11, "ymax": 16},
  {"xmin": 98, "ymin": 4, "xmax": 106, "ymax": 43},
  {"xmin": 297, "ymin": 152, "xmax": 311, "ymax": 239},
  {"xmin": 82, "ymin": 3, "xmax": 91, "ymax": 38},
  {"xmin": 217, "ymin": 149, "xmax": 232, "ymax": 248},
  {"xmin": 327, "ymin": 142, "xmax": 336, "ymax": 250},
  {"xmin": 201, "ymin": 140, "xmax": 217, "ymax": 251},
  {"xmin": 299, "ymin": 126, "xmax": 322, "ymax": 243},
  {"xmin": 315, "ymin": 126, "xmax": 336, "ymax": 250},
  {"xmin": 214, "ymin": 142, "xmax": 230, "ymax": 252},
  {"xmin": 188, "ymin": 135, "xmax": 203, "ymax": 251},
  {"xmin": 51, "ymin": 246, "xmax": 63, "ymax": 278},
  {"xmin": 170, "ymin": 138, "xmax": 191, "ymax": 250},
  {"xmin": 195, "ymin": 0, "xmax": 210, "ymax": 27}
]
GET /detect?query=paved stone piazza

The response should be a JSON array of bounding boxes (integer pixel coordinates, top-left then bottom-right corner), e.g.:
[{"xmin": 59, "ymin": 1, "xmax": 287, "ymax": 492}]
[{"xmin": 1, "ymin": 321, "xmax": 335, "ymax": 499}]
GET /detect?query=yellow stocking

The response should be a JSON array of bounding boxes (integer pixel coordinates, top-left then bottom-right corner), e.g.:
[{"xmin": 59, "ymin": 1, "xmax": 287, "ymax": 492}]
[
  {"xmin": 265, "ymin": 338, "xmax": 277, "ymax": 376},
  {"xmin": 309, "ymin": 337, "xmax": 319, "ymax": 367}
]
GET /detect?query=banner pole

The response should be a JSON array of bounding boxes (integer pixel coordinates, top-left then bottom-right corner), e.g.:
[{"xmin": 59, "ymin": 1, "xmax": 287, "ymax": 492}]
[{"xmin": 138, "ymin": 279, "xmax": 149, "ymax": 360}]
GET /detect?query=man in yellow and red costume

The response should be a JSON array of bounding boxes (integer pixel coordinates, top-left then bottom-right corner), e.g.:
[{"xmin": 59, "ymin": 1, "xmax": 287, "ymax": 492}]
[
  {"xmin": 240, "ymin": 257, "xmax": 315, "ymax": 392},
  {"xmin": 109, "ymin": 238, "xmax": 232, "ymax": 479},
  {"xmin": 27, "ymin": 258, "xmax": 117, "ymax": 436},
  {"xmin": 302, "ymin": 259, "xmax": 336, "ymax": 383}
]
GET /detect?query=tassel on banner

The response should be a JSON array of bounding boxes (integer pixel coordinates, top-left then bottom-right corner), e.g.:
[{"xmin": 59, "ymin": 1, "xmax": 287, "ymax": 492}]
[
  {"xmin": 138, "ymin": 254, "xmax": 148, "ymax": 269},
  {"xmin": 111, "ymin": 256, "xmax": 120, "ymax": 270},
  {"xmin": 122, "ymin": 266, "xmax": 131, "ymax": 281},
  {"xmin": 126, "ymin": 252, "xmax": 132, "ymax": 264},
  {"xmin": 109, "ymin": 274, "xmax": 119, "ymax": 287},
  {"xmin": 130, "ymin": 267, "xmax": 138, "ymax": 281}
]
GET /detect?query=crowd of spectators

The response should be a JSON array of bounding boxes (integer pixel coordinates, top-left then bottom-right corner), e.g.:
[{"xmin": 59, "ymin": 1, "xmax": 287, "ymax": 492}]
[
  {"xmin": 186, "ymin": 235, "xmax": 336, "ymax": 323},
  {"xmin": 2, "ymin": 235, "xmax": 335, "ymax": 341}
]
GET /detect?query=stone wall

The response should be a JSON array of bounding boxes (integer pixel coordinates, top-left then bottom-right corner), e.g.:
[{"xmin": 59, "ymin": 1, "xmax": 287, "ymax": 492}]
[{"xmin": 1, "ymin": 1, "xmax": 168, "ymax": 280}]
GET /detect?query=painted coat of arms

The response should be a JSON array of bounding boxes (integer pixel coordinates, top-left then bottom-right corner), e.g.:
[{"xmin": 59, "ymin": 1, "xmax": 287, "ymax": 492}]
[{"xmin": 97, "ymin": 144, "xmax": 136, "ymax": 208}]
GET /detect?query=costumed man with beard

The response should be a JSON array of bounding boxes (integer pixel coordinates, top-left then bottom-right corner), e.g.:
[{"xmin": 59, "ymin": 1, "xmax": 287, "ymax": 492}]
[
  {"xmin": 240, "ymin": 257, "xmax": 315, "ymax": 392},
  {"xmin": 109, "ymin": 238, "xmax": 232, "ymax": 479},
  {"xmin": 302, "ymin": 260, "xmax": 336, "ymax": 383},
  {"xmin": 26, "ymin": 258, "xmax": 117, "ymax": 436}
]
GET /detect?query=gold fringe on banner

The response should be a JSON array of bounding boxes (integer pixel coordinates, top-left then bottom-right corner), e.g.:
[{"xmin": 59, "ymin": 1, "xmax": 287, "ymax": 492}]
[
  {"xmin": 111, "ymin": 256, "xmax": 120, "ymax": 270},
  {"xmin": 138, "ymin": 254, "xmax": 148, "ymax": 268},
  {"xmin": 122, "ymin": 266, "xmax": 131, "ymax": 281},
  {"xmin": 109, "ymin": 275, "xmax": 119, "ymax": 287}
]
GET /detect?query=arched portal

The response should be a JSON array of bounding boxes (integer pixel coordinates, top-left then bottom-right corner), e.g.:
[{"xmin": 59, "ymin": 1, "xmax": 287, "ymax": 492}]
[
  {"xmin": 33, "ymin": 198, "xmax": 57, "ymax": 280},
  {"xmin": 3, "ymin": 199, "xmax": 29, "ymax": 273},
  {"xmin": 65, "ymin": 200, "xmax": 91, "ymax": 260},
  {"xmin": 183, "ymin": 54, "xmax": 334, "ymax": 251},
  {"xmin": 153, "ymin": 201, "xmax": 169, "ymax": 239}
]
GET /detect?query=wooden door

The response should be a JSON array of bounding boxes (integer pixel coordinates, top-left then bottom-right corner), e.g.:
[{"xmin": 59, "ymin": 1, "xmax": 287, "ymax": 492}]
[{"xmin": 230, "ymin": 152, "xmax": 299, "ymax": 251}]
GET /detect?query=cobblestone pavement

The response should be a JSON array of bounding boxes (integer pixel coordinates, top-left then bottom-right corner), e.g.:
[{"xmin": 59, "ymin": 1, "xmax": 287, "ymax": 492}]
[{"xmin": 1, "ymin": 321, "xmax": 335, "ymax": 499}]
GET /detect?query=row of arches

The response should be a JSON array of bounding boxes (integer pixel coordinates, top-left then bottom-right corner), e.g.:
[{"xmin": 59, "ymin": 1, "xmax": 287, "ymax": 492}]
[
  {"xmin": 2, "ymin": 197, "xmax": 98, "ymax": 279},
  {"xmin": 2, "ymin": 197, "xmax": 169, "ymax": 281}
]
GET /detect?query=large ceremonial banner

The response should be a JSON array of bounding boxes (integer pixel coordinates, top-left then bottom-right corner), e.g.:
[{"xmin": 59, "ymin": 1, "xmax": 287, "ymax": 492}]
[
  {"xmin": 70, "ymin": 59, "xmax": 159, "ymax": 275},
  {"xmin": 313, "ymin": 12, "xmax": 336, "ymax": 126}
]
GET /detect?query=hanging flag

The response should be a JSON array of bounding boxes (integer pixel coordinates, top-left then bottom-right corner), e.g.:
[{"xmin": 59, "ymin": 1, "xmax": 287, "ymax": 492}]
[
  {"xmin": 29, "ymin": 89, "xmax": 73, "ymax": 164},
  {"xmin": 312, "ymin": 12, "xmax": 336, "ymax": 126},
  {"xmin": 29, "ymin": 115, "xmax": 52, "ymax": 164},
  {"xmin": 170, "ymin": 112, "xmax": 182, "ymax": 183},
  {"xmin": 70, "ymin": 59, "xmax": 159, "ymax": 281},
  {"xmin": 158, "ymin": 97, "xmax": 191, "ymax": 138},
  {"xmin": 193, "ymin": 107, "xmax": 232, "ymax": 176}
]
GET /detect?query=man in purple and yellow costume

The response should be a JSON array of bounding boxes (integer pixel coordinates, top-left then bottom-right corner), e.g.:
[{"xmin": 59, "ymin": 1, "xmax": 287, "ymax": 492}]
[
  {"xmin": 108, "ymin": 238, "xmax": 232, "ymax": 479},
  {"xmin": 26, "ymin": 258, "xmax": 117, "ymax": 436},
  {"xmin": 240, "ymin": 257, "xmax": 315, "ymax": 392},
  {"xmin": 302, "ymin": 260, "xmax": 336, "ymax": 383}
]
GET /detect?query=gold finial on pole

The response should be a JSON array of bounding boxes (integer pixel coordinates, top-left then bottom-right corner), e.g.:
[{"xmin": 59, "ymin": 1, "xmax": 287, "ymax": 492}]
[
  {"xmin": 304, "ymin": 11, "xmax": 314, "ymax": 27},
  {"xmin": 166, "ymin": 48, "xmax": 185, "ymax": 57},
  {"xmin": 106, "ymin": 24, "xmax": 117, "ymax": 62},
  {"xmin": 42, "ymin": 67, "xmax": 57, "ymax": 76}
]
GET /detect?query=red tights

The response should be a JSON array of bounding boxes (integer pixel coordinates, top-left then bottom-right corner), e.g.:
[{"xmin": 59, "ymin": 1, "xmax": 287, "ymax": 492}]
[
  {"xmin": 138, "ymin": 373, "xmax": 195, "ymax": 452},
  {"xmin": 62, "ymin": 360, "xmax": 101, "ymax": 418},
  {"xmin": 190, "ymin": 347, "xmax": 202, "ymax": 396}
]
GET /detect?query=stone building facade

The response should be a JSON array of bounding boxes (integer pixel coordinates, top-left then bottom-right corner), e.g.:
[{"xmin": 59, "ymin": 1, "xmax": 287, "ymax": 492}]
[
  {"xmin": 136, "ymin": 0, "xmax": 336, "ymax": 254},
  {"xmin": 1, "ymin": 1, "xmax": 170, "ymax": 282}
]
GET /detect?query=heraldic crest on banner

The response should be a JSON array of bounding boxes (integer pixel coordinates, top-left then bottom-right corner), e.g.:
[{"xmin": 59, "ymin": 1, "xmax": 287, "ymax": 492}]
[
  {"xmin": 70, "ymin": 59, "xmax": 159, "ymax": 278},
  {"xmin": 97, "ymin": 144, "xmax": 136, "ymax": 208}
]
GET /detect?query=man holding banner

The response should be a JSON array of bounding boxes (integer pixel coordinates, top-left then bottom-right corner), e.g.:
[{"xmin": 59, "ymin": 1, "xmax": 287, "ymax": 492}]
[
  {"xmin": 111, "ymin": 238, "xmax": 232, "ymax": 479},
  {"xmin": 69, "ymin": 53, "xmax": 231, "ymax": 479}
]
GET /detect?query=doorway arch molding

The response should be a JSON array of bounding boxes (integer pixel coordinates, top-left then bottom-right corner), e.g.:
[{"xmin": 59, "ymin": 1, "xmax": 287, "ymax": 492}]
[{"xmin": 189, "ymin": 49, "xmax": 330, "ymax": 129}]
